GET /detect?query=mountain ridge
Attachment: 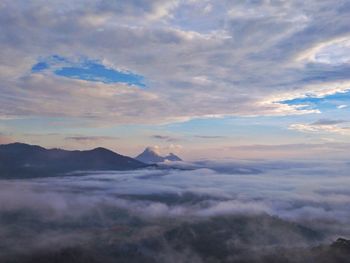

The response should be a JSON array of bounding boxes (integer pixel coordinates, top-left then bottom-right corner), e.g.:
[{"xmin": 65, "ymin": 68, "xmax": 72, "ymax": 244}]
[{"xmin": 0, "ymin": 142, "xmax": 149, "ymax": 179}]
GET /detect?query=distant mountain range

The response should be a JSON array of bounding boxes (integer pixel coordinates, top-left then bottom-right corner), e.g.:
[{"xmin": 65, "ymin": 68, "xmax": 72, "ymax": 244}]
[
  {"xmin": 0, "ymin": 142, "xmax": 149, "ymax": 179},
  {"xmin": 136, "ymin": 147, "xmax": 182, "ymax": 164}
]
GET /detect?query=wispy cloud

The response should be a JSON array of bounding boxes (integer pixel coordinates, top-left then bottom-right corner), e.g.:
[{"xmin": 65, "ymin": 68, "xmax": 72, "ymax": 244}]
[
  {"xmin": 311, "ymin": 119, "xmax": 347, "ymax": 126},
  {"xmin": 65, "ymin": 136, "xmax": 119, "ymax": 142},
  {"xmin": 337, "ymin": 105, "xmax": 348, "ymax": 109},
  {"xmin": 193, "ymin": 135, "xmax": 227, "ymax": 139},
  {"xmin": 150, "ymin": 135, "xmax": 180, "ymax": 142},
  {"xmin": 289, "ymin": 119, "xmax": 350, "ymax": 135}
]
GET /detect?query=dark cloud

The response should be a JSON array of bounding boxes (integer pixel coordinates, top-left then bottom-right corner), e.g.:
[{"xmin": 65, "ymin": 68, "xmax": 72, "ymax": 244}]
[
  {"xmin": 193, "ymin": 135, "xmax": 227, "ymax": 139},
  {"xmin": 312, "ymin": 119, "xmax": 347, "ymax": 126},
  {"xmin": 65, "ymin": 136, "xmax": 119, "ymax": 141}
]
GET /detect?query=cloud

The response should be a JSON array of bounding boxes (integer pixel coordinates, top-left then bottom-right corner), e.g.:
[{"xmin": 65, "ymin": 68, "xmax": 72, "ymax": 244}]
[
  {"xmin": 289, "ymin": 119, "xmax": 350, "ymax": 135},
  {"xmin": 65, "ymin": 135, "xmax": 119, "ymax": 142},
  {"xmin": 221, "ymin": 142, "xmax": 350, "ymax": 159},
  {"xmin": 1, "ymin": 159, "xmax": 350, "ymax": 260},
  {"xmin": 1, "ymin": 159, "xmax": 350, "ymax": 225},
  {"xmin": 1, "ymin": 1, "xmax": 350, "ymax": 125},
  {"xmin": 150, "ymin": 134, "xmax": 228, "ymax": 143},
  {"xmin": 166, "ymin": 144, "xmax": 183, "ymax": 153},
  {"xmin": 151, "ymin": 135, "xmax": 180, "ymax": 142},
  {"xmin": 193, "ymin": 135, "xmax": 227, "ymax": 139},
  {"xmin": 311, "ymin": 119, "xmax": 347, "ymax": 126},
  {"xmin": 147, "ymin": 144, "xmax": 183, "ymax": 154},
  {"xmin": 228, "ymin": 143, "xmax": 346, "ymax": 151},
  {"xmin": 145, "ymin": 145, "xmax": 162, "ymax": 155},
  {"xmin": 264, "ymin": 81, "xmax": 350, "ymax": 107},
  {"xmin": 296, "ymin": 36, "xmax": 350, "ymax": 65}
]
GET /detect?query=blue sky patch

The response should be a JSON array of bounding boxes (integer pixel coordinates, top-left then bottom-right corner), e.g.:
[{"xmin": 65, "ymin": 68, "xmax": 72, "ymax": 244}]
[
  {"xmin": 32, "ymin": 62, "xmax": 49, "ymax": 72},
  {"xmin": 280, "ymin": 91, "xmax": 350, "ymax": 111},
  {"xmin": 31, "ymin": 56, "xmax": 145, "ymax": 87}
]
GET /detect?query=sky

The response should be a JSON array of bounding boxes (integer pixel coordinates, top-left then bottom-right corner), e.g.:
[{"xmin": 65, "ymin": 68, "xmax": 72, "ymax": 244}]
[{"xmin": 0, "ymin": 0, "xmax": 350, "ymax": 160}]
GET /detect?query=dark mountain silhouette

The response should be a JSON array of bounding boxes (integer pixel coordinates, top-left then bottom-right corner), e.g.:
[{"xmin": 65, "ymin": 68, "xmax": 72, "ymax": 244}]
[
  {"xmin": 0, "ymin": 142, "xmax": 149, "ymax": 178},
  {"xmin": 135, "ymin": 147, "xmax": 182, "ymax": 164}
]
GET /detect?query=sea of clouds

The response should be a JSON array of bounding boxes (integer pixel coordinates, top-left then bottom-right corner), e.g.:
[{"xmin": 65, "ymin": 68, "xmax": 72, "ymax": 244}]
[{"xmin": 1, "ymin": 159, "xmax": 349, "ymax": 234}]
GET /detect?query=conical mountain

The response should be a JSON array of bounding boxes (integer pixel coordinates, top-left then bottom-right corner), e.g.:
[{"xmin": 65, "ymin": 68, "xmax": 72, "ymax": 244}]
[{"xmin": 136, "ymin": 147, "xmax": 182, "ymax": 164}]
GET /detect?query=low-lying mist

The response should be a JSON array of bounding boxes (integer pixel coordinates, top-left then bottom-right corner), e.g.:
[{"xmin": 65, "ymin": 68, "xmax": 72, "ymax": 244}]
[{"xmin": 1, "ymin": 159, "xmax": 350, "ymax": 262}]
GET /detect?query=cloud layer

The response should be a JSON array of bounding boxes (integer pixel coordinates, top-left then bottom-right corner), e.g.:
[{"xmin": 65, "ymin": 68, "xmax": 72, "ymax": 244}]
[
  {"xmin": 1, "ymin": 160, "xmax": 350, "ymax": 235},
  {"xmin": 1, "ymin": 0, "xmax": 350, "ymax": 125}
]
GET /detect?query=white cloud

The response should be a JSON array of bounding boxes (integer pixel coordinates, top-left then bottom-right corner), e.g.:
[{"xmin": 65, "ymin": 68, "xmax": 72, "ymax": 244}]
[
  {"xmin": 203, "ymin": 4, "xmax": 212, "ymax": 14},
  {"xmin": 296, "ymin": 36, "xmax": 350, "ymax": 65},
  {"xmin": 1, "ymin": 159, "xmax": 350, "ymax": 227},
  {"xmin": 289, "ymin": 122, "xmax": 350, "ymax": 135},
  {"xmin": 0, "ymin": 0, "xmax": 350, "ymax": 126},
  {"xmin": 337, "ymin": 104, "xmax": 348, "ymax": 109},
  {"xmin": 264, "ymin": 81, "xmax": 350, "ymax": 103}
]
